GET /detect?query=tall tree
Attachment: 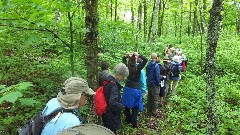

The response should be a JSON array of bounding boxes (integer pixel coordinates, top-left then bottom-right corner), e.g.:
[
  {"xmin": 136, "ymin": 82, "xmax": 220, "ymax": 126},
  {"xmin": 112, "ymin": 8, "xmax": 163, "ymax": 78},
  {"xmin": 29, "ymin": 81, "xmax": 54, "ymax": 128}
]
[
  {"xmin": 179, "ymin": 0, "xmax": 183, "ymax": 44},
  {"xmin": 148, "ymin": 0, "xmax": 156, "ymax": 42},
  {"xmin": 85, "ymin": 0, "xmax": 99, "ymax": 90},
  {"xmin": 233, "ymin": 1, "xmax": 240, "ymax": 34},
  {"xmin": 131, "ymin": 0, "xmax": 135, "ymax": 33},
  {"xmin": 157, "ymin": 0, "xmax": 166, "ymax": 37},
  {"xmin": 188, "ymin": 2, "xmax": 192, "ymax": 36},
  {"xmin": 150, "ymin": 0, "xmax": 160, "ymax": 45},
  {"xmin": 192, "ymin": 0, "xmax": 198, "ymax": 36},
  {"xmin": 143, "ymin": 0, "xmax": 148, "ymax": 39},
  {"xmin": 136, "ymin": 0, "xmax": 143, "ymax": 51},
  {"xmin": 205, "ymin": 0, "xmax": 223, "ymax": 134},
  {"xmin": 115, "ymin": 0, "xmax": 118, "ymax": 21}
]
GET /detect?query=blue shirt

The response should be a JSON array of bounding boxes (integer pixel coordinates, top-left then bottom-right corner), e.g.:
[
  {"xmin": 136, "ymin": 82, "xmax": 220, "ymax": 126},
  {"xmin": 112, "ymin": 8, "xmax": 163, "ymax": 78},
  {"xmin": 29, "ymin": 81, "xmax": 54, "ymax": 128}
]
[{"xmin": 41, "ymin": 98, "xmax": 81, "ymax": 135}]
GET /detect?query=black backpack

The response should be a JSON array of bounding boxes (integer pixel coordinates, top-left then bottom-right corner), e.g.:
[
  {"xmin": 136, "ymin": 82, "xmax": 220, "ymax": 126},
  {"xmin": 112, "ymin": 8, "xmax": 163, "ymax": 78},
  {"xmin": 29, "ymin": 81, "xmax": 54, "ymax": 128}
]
[
  {"xmin": 18, "ymin": 108, "xmax": 85, "ymax": 135},
  {"xmin": 170, "ymin": 63, "xmax": 181, "ymax": 78}
]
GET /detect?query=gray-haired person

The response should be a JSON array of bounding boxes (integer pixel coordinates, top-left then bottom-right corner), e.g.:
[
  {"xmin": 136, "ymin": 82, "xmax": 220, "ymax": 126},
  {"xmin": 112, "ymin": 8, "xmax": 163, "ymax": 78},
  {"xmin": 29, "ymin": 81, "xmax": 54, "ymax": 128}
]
[
  {"xmin": 41, "ymin": 77, "xmax": 95, "ymax": 135},
  {"xmin": 102, "ymin": 63, "xmax": 129, "ymax": 134}
]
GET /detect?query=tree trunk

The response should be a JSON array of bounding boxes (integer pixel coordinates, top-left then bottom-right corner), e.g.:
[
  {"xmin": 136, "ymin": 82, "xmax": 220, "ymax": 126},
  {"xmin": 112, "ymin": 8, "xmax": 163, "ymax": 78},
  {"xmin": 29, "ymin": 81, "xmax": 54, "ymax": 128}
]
[
  {"xmin": 111, "ymin": 0, "xmax": 113, "ymax": 21},
  {"xmin": 205, "ymin": 0, "xmax": 223, "ymax": 134},
  {"xmin": 148, "ymin": 0, "xmax": 156, "ymax": 42},
  {"xmin": 115, "ymin": 0, "xmax": 117, "ymax": 22},
  {"xmin": 143, "ymin": 0, "xmax": 147, "ymax": 39},
  {"xmin": 188, "ymin": 2, "xmax": 192, "ymax": 36},
  {"xmin": 136, "ymin": 0, "xmax": 143, "ymax": 51},
  {"xmin": 174, "ymin": 11, "xmax": 177, "ymax": 37},
  {"xmin": 192, "ymin": 0, "xmax": 198, "ymax": 36},
  {"xmin": 157, "ymin": 0, "xmax": 166, "ymax": 37},
  {"xmin": 157, "ymin": 0, "xmax": 162, "ymax": 37},
  {"xmin": 235, "ymin": 2, "xmax": 240, "ymax": 34},
  {"xmin": 67, "ymin": 12, "xmax": 75, "ymax": 76},
  {"xmin": 150, "ymin": 0, "xmax": 160, "ymax": 45},
  {"xmin": 131, "ymin": 0, "xmax": 134, "ymax": 34},
  {"xmin": 179, "ymin": 0, "xmax": 183, "ymax": 44},
  {"xmin": 85, "ymin": 0, "xmax": 99, "ymax": 90}
]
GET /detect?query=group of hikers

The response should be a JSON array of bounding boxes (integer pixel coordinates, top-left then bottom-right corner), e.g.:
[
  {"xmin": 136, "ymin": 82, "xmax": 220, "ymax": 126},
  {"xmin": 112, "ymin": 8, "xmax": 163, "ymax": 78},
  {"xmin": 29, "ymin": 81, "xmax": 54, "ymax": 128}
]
[{"xmin": 22, "ymin": 44, "xmax": 187, "ymax": 135}]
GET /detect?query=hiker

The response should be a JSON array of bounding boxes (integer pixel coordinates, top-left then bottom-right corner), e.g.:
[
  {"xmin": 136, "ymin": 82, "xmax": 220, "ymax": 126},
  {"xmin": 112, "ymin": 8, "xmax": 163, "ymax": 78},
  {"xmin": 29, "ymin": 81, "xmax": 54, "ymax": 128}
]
[
  {"xmin": 41, "ymin": 77, "xmax": 95, "ymax": 135},
  {"xmin": 166, "ymin": 56, "xmax": 182, "ymax": 96},
  {"xmin": 164, "ymin": 44, "xmax": 173, "ymax": 56},
  {"xmin": 137, "ymin": 57, "xmax": 147, "ymax": 95},
  {"xmin": 156, "ymin": 56, "xmax": 170, "ymax": 106},
  {"xmin": 179, "ymin": 53, "xmax": 188, "ymax": 72},
  {"xmin": 98, "ymin": 60, "xmax": 110, "ymax": 86},
  {"xmin": 146, "ymin": 53, "xmax": 161, "ymax": 117},
  {"xmin": 121, "ymin": 52, "xmax": 148, "ymax": 128},
  {"xmin": 168, "ymin": 47, "xmax": 175, "ymax": 61},
  {"xmin": 102, "ymin": 63, "xmax": 129, "ymax": 134},
  {"xmin": 162, "ymin": 56, "xmax": 171, "ymax": 97}
]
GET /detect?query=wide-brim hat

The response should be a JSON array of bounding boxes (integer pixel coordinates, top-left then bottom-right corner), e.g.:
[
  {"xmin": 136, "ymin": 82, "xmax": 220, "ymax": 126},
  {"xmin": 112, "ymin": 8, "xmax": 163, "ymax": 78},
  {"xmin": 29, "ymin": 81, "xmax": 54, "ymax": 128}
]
[{"xmin": 57, "ymin": 77, "xmax": 95, "ymax": 109}]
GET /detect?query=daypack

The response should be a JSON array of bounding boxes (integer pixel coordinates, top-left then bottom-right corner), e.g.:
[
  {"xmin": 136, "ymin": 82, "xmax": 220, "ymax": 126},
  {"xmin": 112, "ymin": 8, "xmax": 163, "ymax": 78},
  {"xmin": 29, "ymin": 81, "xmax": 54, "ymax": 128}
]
[
  {"xmin": 18, "ymin": 108, "xmax": 85, "ymax": 135},
  {"xmin": 94, "ymin": 80, "xmax": 115, "ymax": 116},
  {"xmin": 56, "ymin": 124, "xmax": 115, "ymax": 135},
  {"xmin": 170, "ymin": 63, "xmax": 181, "ymax": 78}
]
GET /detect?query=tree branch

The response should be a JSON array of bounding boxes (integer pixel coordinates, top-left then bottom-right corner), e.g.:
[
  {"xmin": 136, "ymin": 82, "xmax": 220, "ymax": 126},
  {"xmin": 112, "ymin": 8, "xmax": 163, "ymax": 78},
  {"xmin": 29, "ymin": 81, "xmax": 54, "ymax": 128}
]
[{"xmin": 0, "ymin": 24, "xmax": 70, "ymax": 48}]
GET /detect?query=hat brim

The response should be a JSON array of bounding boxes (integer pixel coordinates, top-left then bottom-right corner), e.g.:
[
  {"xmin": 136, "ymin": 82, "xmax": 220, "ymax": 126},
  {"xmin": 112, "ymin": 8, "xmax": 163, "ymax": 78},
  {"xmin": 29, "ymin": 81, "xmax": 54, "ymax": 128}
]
[{"xmin": 85, "ymin": 88, "xmax": 96, "ymax": 95}]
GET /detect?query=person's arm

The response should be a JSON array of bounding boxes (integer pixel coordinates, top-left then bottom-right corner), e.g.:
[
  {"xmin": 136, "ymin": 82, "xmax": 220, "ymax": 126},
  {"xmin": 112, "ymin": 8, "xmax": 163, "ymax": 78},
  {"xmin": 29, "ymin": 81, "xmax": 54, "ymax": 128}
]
[
  {"xmin": 155, "ymin": 64, "xmax": 161, "ymax": 86},
  {"xmin": 108, "ymin": 84, "xmax": 123, "ymax": 111},
  {"xmin": 122, "ymin": 56, "xmax": 127, "ymax": 66},
  {"xmin": 137, "ymin": 55, "xmax": 148, "ymax": 71}
]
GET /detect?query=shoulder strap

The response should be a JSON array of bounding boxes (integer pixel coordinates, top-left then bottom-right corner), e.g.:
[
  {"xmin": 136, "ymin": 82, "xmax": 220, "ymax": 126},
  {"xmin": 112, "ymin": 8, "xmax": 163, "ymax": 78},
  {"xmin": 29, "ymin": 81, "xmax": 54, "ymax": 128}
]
[{"xmin": 43, "ymin": 108, "xmax": 86, "ymax": 125}]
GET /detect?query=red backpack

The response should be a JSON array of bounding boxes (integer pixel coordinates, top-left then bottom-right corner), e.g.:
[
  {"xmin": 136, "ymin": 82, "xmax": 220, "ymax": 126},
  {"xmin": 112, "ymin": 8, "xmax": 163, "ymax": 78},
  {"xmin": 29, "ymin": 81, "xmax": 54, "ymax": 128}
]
[{"xmin": 94, "ymin": 80, "xmax": 115, "ymax": 116}]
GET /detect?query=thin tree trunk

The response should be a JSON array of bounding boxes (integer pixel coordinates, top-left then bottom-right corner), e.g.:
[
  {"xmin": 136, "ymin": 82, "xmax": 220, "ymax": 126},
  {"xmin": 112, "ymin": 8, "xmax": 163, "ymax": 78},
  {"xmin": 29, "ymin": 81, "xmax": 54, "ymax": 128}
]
[
  {"xmin": 143, "ymin": 0, "xmax": 147, "ymax": 39},
  {"xmin": 205, "ymin": 0, "xmax": 223, "ymax": 134},
  {"xmin": 174, "ymin": 11, "xmax": 177, "ymax": 37},
  {"xmin": 67, "ymin": 12, "xmax": 74, "ymax": 76},
  {"xmin": 111, "ymin": 0, "xmax": 113, "ymax": 21},
  {"xmin": 157, "ymin": 0, "xmax": 166, "ymax": 37},
  {"xmin": 85, "ymin": 0, "xmax": 99, "ymax": 90},
  {"xmin": 136, "ymin": 0, "xmax": 143, "ymax": 51},
  {"xmin": 192, "ymin": 0, "xmax": 198, "ymax": 36},
  {"xmin": 157, "ymin": 0, "xmax": 162, "ymax": 37},
  {"xmin": 179, "ymin": 0, "xmax": 183, "ymax": 44},
  {"xmin": 150, "ymin": 0, "xmax": 160, "ymax": 45},
  {"xmin": 115, "ymin": 0, "xmax": 117, "ymax": 22},
  {"xmin": 131, "ymin": 0, "xmax": 134, "ymax": 34},
  {"xmin": 148, "ymin": 0, "xmax": 156, "ymax": 42},
  {"xmin": 188, "ymin": 2, "xmax": 192, "ymax": 36}
]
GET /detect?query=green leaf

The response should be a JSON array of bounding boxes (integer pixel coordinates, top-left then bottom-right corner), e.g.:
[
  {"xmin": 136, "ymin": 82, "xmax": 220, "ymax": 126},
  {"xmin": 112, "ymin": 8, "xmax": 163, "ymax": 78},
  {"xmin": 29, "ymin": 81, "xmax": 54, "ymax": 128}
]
[
  {"xmin": 0, "ymin": 85, "xmax": 6, "ymax": 90},
  {"xmin": 16, "ymin": 82, "xmax": 34, "ymax": 91},
  {"xmin": 36, "ymin": 22, "xmax": 46, "ymax": 27},
  {"xmin": 24, "ymin": 33, "xmax": 41, "ymax": 45},
  {"xmin": 0, "ymin": 91, "xmax": 23, "ymax": 104},
  {"xmin": 20, "ymin": 98, "xmax": 40, "ymax": 106},
  {"xmin": 43, "ymin": 32, "xmax": 54, "ymax": 41},
  {"xmin": 0, "ymin": 85, "xmax": 14, "ymax": 94}
]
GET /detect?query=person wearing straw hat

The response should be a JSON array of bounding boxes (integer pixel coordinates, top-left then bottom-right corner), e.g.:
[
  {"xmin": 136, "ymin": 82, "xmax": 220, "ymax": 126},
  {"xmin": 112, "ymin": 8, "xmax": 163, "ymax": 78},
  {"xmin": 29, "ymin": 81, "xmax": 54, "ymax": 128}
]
[{"xmin": 41, "ymin": 77, "xmax": 95, "ymax": 135}]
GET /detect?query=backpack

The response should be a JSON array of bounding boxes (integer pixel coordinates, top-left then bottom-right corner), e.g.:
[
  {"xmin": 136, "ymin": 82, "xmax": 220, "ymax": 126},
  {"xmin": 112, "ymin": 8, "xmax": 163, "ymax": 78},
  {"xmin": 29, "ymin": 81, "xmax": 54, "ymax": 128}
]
[
  {"xmin": 18, "ymin": 108, "xmax": 85, "ymax": 135},
  {"xmin": 94, "ymin": 80, "xmax": 115, "ymax": 116},
  {"xmin": 56, "ymin": 124, "xmax": 115, "ymax": 135},
  {"xmin": 170, "ymin": 63, "xmax": 181, "ymax": 78}
]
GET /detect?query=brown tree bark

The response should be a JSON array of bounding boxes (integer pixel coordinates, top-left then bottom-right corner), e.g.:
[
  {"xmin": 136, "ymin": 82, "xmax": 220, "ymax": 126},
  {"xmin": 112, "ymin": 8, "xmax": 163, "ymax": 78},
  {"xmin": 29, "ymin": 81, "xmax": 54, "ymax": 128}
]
[
  {"xmin": 157, "ymin": 0, "xmax": 166, "ymax": 37},
  {"xmin": 136, "ymin": 0, "xmax": 143, "ymax": 51},
  {"xmin": 115, "ymin": 0, "xmax": 117, "ymax": 22},
  {"xmin": 179, "ymin": 0, "xmax": 183, "ymax": 44},
  {"xmin": 192, "ymin": 0, "xmax": 198, "ymax": 36},
  {"xmin": 131, "ymin": 0, "xmax": 134, "ymax": 33},
  {"xmin": 205, "ymin": 0, "xmax": 223, "ymax": 134},
  {"xmin": 150, "ymin": 0, "xmax": 160, "ymax": 45},
  {"xmin": 188, "ymin": 2, "xmax": 192, "ymax": 36},
  {"xmin": 85, "ymin": 0, "xmax": 99, "ymax": 90},
  {"xmin": 148, "ymin": 0, "xmax": 156, "ymax": 42},
  {"xmin": 143, "ymin": 0, "xmax": 147, "ymax": 39}
]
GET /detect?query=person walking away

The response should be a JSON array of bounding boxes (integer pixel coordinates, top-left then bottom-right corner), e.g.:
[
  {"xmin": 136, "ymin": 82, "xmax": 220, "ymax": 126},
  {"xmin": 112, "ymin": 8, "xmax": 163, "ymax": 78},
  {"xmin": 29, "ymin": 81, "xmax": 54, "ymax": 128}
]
[
  {"xmin": 168, "ymin": 47, "xmax": 175, "ymax": 61},
  {"xmin": 168, "ymin": 56, "xmax": 182, "ymax": 96},
  {"xmin": 121, "ymin": 52, "xmax": 148, "ymax": 128},
  {"xmin": 98, "ymin": 60, "xmax": 110, "ymax": 86},
  {"xmin": 102, "ymin": 63, "xmax": 129, "ymax": 134},
  {"xmin": 41, "ymin": 77, "xmax": 96, "ymax": 135},
  {"xmin": 146, "ymin": 53, "xmax": 161, "ymax": 117}
]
